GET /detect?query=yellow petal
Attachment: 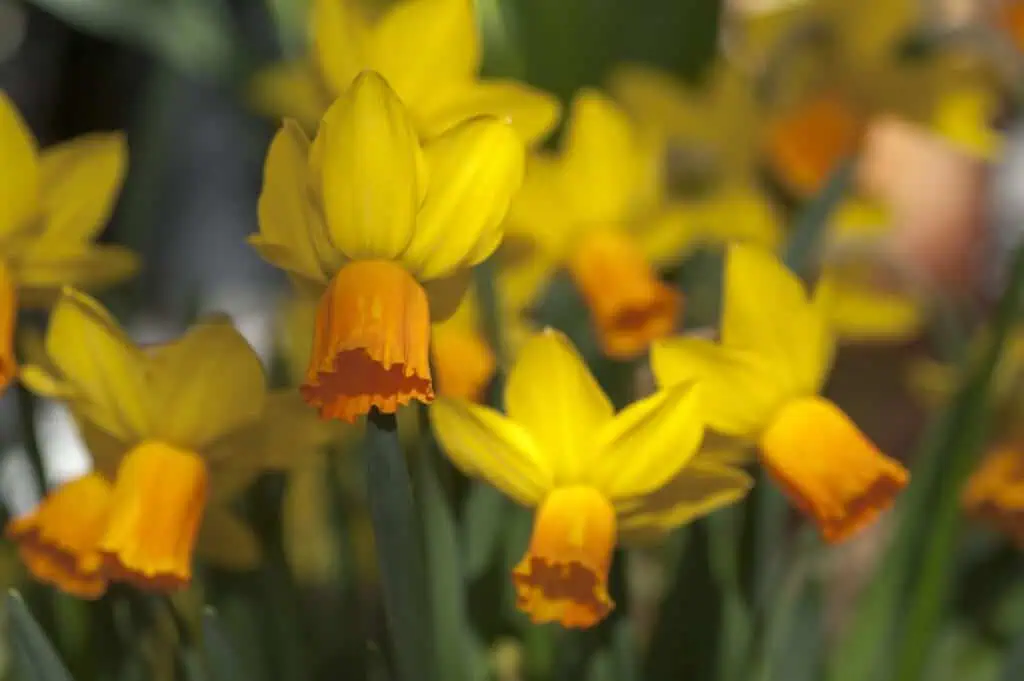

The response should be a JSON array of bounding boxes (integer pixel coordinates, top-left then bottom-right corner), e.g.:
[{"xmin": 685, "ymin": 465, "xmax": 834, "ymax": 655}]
[
  {"xmin": 34, "ymin": 132, "xmax": 126, "ymax": 253},
  {"xmin": 430, "ymin": 397, "xmax": 552, "ymax": 505},
  {"xmin": 16, "ymin": 246, "xmax": 139, "ymax": 304},
  {"xmin": 589, "ymin": 382, "xmax": 704, "ymax": 501},
  {"xmin": 320, "ymin": 71, "xmax": 426, "ymax": 261},
  {"xmin": 248, "ymin": 62, "xmax": 328, "ymax": 130},
  {"xmin": 931, "ymin": 85, "xmax": 1001, "ymax": 161},
  {"xmin": 504, "ymin": 328, "xmax": 613, "ymax": 481},
  {"xmin": 722, "ymin": 244, "xmax": 834, "ymax": 396},
  {"xmin": 371, "ymin": 0, "xmax": 480, "ymax": 106},
  {"xmin": 561, "ymin": 90, "xmax": 640, "ymax": 222},
  {"xmin": 0, "ymin": 92, "xmax": 39, "ymax": 238},
  {"xmin": 650, "ymin": 337, "xmax": 783, "ymax": 437},
  {"xmin": 816, "ymin": 271, "xmax": 923, "ymax": 342},
  {"xmin": 634, "ymin": 187, "xmax": 784, "ymax": 266},
  {"xmin": 310, "ymin": 0, "xmax": 371, "ymax": 94},
  {"xmin": 19, "ymin": 365, "xmax": 74, "ymax": 399},
  {"xmin": 416, "ymin": 80, "xmax": 561, "ymax": 143},
  {"xmin": 45, "ymin": 289, "xmax": 149, "ymax": 442},
  {"xmin": 503, "ymin": 155, "xmax": 575, "ymax": 256},
  {"xmin": 195, "ymin": 507, "xmax": 261, "ymax": 571},
  {"xmin": 257, "ymin": 119, "xmax": 339, "ymax": 282},
  {"xmin": 403, "ymin": 118, "xmax": 524, "ymax": 280},
  {"xmin": 617, "ymin": 462, "xmax": 753, "ymax": 543},
  {"xmin": 149, "ymin": 318, "xmax": 267, "ymax": 449}
]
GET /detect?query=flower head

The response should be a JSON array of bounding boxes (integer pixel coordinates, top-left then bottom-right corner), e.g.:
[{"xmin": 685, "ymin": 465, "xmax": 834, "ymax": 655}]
[
  {"xmin": 430, "ymin": 329, "xmax": 752, "ymax": 627},
  {"xmin": 506, "ymin": 91, "xmax": 686, "ymax": 358},
  {"xmin": 253, "ymin": 71, "xmax": 525, "ymax": 422},
  {"xmin": 963, "ymin": 443, "xmax": 1024, "ymax": 546},
  {"xmin": 251, "ymin": 0, "xmax": 559, "ymax": 142},
  {"xmin": 14, "ymin": 289, "xmax": 328, "ymax": 595},
  {"xmin": 0, "ymin": 92, "xmax": 138, "ymax": 395},
  {"xmin": 652, "ymin": 244, "xmax": 909, "ymax": 542}
]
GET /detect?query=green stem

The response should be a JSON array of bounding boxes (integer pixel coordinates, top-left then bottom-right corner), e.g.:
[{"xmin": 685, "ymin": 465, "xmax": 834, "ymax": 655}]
[
  {"xmin": 892, "ymin": 246, "xmax": 1024, "ymax": 681},
  {"xmin": 363, "ymin": 409, "xmax": 436, "ymax": 681}
]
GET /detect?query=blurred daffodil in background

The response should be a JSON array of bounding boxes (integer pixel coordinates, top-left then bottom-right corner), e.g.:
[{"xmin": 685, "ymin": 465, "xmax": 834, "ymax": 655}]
[
  {"xmin": 653, "ymin": 244, "xmax": 909, "ymax": 542},
  {"xmin": 431, "ymin": 328, "xmax": 752, "ymax": 628},
  {"xmin": 251, "ymin": 0, "xmax": 560, "ymax": 142},
  {"xmin": 252, "ymin": 71, "xmax": 524, "ymax": 422},
  {"xmin": 0, "ymin": 92, "xmax": 138, "ymax": 397},
  {"xmin": 505, "ymin": 91, "xmax": 683, "ymax": 359},
  {"xmin": 8, "ymin": 289, "xmax": 328, "ymax": 597}
]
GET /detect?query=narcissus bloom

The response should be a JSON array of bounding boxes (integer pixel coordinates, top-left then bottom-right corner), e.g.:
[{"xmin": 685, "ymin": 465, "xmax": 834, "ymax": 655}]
[
  {"xmin": 431, "ymin": 329, "xmax": 752, "ymax": 628},
  {"xmin": 963, "ymin": 443, "xmax": 1024, "ymax": 546},
  {"xmin": 253, "ymin": 71, "xmax": 524, "ymax": 423},
  {"xmin": 250, "ymin": 0, "xmax": 559, "ymax": 142},
  {"xmin": 652, "ymin": 244, "xmax": 909, "ymax": 542},
  {"xmin": 506, "ymin": 91, "xmax": 692, "ymax": 359},
  {"xmin": 11, "ymin": 289, "xmax": 328, "ymax": 596},
  {"xmin": 0, "ymin": 92, "xmax": 138, "ymax": 396}
]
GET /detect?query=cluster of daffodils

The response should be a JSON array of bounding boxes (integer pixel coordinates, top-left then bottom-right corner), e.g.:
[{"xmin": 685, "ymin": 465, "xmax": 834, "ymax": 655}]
[{"xmin": 15, "ymin": 0, "xmax": 1006, "ymax": 634}]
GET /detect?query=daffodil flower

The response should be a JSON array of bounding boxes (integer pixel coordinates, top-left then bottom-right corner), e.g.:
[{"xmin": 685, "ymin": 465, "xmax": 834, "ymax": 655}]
[
  {"xmin": 430, "ymin": 328, "xmax": 752, "ymax": 628},
  {"xmin": 652, "ymin": 244, "xmax": 909, "ymax": 542},
  {"xmin": 506, "ymin": 91, "xmax": 694, "ymax": 359},
  {"xmin": 962, "ymin": 442, "xmax": 1024, "ymax": 546},
  {"xmin": 250, "ymin": 0, "xmax": 559, "ymax": 143},
  {"xmin": 0, "ymin": 92, "xmax": 138, "ymax": 395},
  {"xmin": 252, "ymin": 71, "xmax": 524, "ymax": 423},
  {"xmin": 9, "ymin": 289, "xmax": 329, "ymax": 596}
]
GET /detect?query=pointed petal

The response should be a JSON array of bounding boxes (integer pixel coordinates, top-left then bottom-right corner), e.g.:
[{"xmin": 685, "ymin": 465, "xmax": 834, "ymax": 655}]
[
  {"xmin": 417, "ymin": 80, "xmax": 561, "ymax": 143},
  {"xmin": 816, "ymin": 271, "xmax": 923, "ymax": 342},
  {"xmin": 248, "ymin": 62, "xmax": 328, "ymax": 130},
  {"xmin": 403, "ymin": 118, "xmax": 524, "ymax": 280},
  {"xmin": 504, "ymin": 329, "xmax": 613, "ymax": 480},
  {"xmin": 310, "ymin": 0, "xmax": 371, "ymax": 94},
  {"xmin": 320, "ymin": 72, "xmax": 426, "ymax": 260},
  {"xmin": 617, "ymin": 462, "xmax": 753, "ymax": 543},
  {"xmin": 33, "ymin": 132, "xmax": 126, "ymax": 254},
  {"xmin": 561, "ymin": 90, "xmax": 640, "ymax": 222},
  {"xmin": 45, "ymin": 289, "xmax": 149, "ymax": 442},
  {"xmin": 0, "ymin": 92, "xmax": 39, "ymax": 238},
  {"xmin": 722, "ymin": 244, "xmax": 834, "ymax": 395},
  {"xmin": 589, "ymin": 382, "xmax": 704, "ymax": 500},
  {"xmin": 430, "ymin": 397, "xmax": 552, "ymax": 505},
  {"xmin": 149, "ymin": 318, "xmax": 267, "ymax": 449},
  {"xmin": 372, "ymin": 0, "xmax": 480, "ymax": 105},
  {"xmin": 651, "ymin": 336, "xmax": 783, "ymax": 437},
  {"xmin": 16, "ymin": 246, "xmax": 139, "ymax": 304},
  {"xmin": 257, "ymin": 120, "xmax": 338, "ymax": 281}
]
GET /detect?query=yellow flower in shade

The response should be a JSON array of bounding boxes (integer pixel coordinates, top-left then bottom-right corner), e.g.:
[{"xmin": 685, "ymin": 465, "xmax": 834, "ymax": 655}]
[
  {"xmin": 817, "ymin": 200, "xmax": 924, "ymax": 343},
  {"xmin": 506, "ymin": 91, "xmax": 698, "ymax": 359},
  {"xmin": 12, "ymin": 289, "xmax": 329, "ymax": 595},
  {"xmin": 0, "ymin": 92, "xmax": 138, "ymax": 395},
  {"xmin": 963, "ymin": 443, "xmax": 1024, "ymax": 546},
  {"xmin": 651, "ymin": 244, "xmax": 909, "ymax": 542},
  {"xmin": 252, "ymin": 71, "xmax": 524, "ymax": 423},
  {"xmin": 250, "ymin": 0, "xmax": 559, "ymax": 143},
  {"xmin": 430, "ymin": 329, "xmax": 753, "ymax": 628}
]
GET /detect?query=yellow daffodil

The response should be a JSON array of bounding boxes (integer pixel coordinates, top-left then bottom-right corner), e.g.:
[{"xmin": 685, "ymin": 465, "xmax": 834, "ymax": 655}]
[
  {"xmin": 963, "ymin": 442, "xmax": 1024, "ymax": 546},
  {"xmin": 9, "ymin": 289, "xmax": 328, "ymax": 596},
  {"xmin": 505, "ymin": 91, "xmax": 692, "ymax": 359},
  {"xmin": 252, "ymin": 71, "xmax": 524, "ymax": 423},
  {"xmin": 250, "ymin": 0, "xmax": 559, "ymax": 143},
  {"xmin": 430, "ymin": 328, "xmax": 753, "ymax": 628},
  {"xmin": 652, "ymin": 244, "xmax": 909, "ymax": 542},
  {"xmin": 0, "ymin": 92, "xmax": 138, "ymax": 395}
]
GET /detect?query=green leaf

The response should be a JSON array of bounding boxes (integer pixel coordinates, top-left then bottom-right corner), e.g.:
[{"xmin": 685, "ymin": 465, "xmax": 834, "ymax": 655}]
[
  {"xmin": 202, "ymin": 608, "xmax": 248, "ymax": 681},
  {"xmin": 783, "ymin": 159, "xmax": 857, "ymax": 279},
  {"xmin": 363, "ymin": 410, "xmax": 437, "ymax": 681},
  {"xmin": 7, "ymin": 590, "xmax": 75, "ymax": 681},
  {"xmin": 414, "ymin": 445, "xmax": 488, "ymax": 681},
  {"xmin": 462, "ymin": 483, "xmax": 512, "ymax": 580}
]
